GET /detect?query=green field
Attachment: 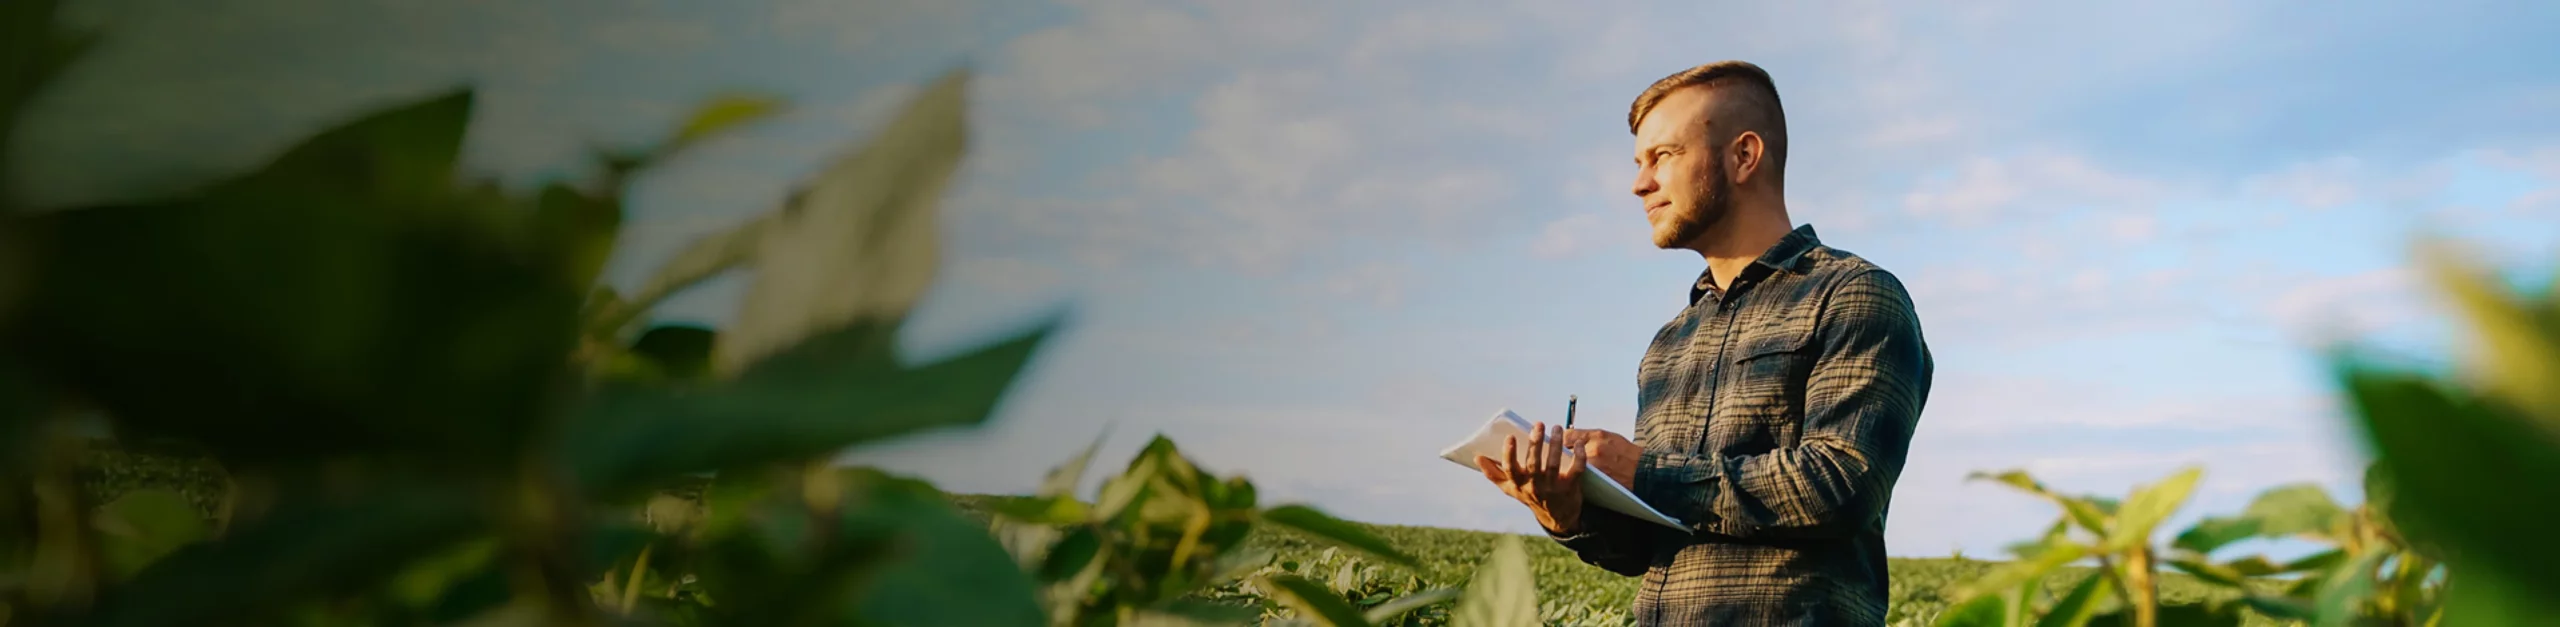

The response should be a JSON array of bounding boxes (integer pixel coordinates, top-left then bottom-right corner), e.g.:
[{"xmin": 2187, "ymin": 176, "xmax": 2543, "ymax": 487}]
[{"xmin": 948, "ymin": 494, "xmax": 2292, "ymax": 626}]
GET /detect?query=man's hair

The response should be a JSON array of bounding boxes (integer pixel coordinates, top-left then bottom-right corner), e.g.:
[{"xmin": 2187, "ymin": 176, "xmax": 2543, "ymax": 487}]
[{"xmin": 1627, "ymin": 60, "xmax": 1787, "ymax": 183}]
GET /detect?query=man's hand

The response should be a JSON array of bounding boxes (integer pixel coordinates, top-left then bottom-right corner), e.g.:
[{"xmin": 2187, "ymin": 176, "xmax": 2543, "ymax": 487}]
[
  {"xmin": 1475, "ymin": 421, "xmax": 1584, "ymax": 535},
  {"xmin": 1567, "ymin": 428, "xmax": 1640, "ymax": 489}
]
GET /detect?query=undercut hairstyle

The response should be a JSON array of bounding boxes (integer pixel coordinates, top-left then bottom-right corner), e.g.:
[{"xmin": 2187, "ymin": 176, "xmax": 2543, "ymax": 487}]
[{"xmin": 1627, "ymin": 60, "xmax": 1788, "ymax": 185}]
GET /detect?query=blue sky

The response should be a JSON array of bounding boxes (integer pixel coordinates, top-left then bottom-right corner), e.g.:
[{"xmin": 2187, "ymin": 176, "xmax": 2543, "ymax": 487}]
[{"xmin": 18, "ymin": 0, "xmax": 2560, "ymax": 560}]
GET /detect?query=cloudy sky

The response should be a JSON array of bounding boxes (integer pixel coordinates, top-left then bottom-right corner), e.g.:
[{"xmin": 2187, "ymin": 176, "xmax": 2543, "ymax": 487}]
[{"xmin": 20, "ymin": 0, "xmax": 2560, "ymax": 559}]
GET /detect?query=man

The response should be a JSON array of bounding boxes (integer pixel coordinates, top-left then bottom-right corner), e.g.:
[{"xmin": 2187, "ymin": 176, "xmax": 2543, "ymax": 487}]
[{"xmin": 1473, "ymin": 61, "xmax": 1933, "ymax": 626}]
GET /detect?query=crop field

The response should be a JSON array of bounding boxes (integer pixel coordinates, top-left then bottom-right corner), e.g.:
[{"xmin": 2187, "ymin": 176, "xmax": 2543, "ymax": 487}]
[{"xmin": 948, "ymin": 494, "xmax": 2290, "ymax": 626}]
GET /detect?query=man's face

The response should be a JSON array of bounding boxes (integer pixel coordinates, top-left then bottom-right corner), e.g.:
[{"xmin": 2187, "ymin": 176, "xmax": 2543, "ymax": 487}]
[{"xmin": 1629, "ymin": 87, "xmax": 1732, "ymax": 250}]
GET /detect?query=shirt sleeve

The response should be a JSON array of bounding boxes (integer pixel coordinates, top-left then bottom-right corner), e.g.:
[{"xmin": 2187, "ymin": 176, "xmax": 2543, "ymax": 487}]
[
  {"xmin": 1546, "ymin": 503, "xmax": 1656, "ymax": 576},
  {"xmin": 1632, "ymin": 267, "xmax": 1933, "ymax": 540}
]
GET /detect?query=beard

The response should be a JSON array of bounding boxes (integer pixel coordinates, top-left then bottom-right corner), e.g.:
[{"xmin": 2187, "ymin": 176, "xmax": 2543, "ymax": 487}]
[{"xmin": 1650, "ymin": 151, "xmax": 1734, "ymax": 250}]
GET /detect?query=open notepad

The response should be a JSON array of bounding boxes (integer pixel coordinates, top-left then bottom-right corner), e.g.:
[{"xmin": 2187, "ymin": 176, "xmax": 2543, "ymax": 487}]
[{"xmin": 1437, "ymin": 409, "xmax": 1690, "ymax": 531}]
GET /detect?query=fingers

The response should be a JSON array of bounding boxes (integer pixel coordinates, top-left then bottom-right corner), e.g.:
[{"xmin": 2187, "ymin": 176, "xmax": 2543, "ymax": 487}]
[
  {"xmin": 1528, "ymin": 422, "xmax": 1548, "ymax": 478},
  {"xmin": 1559, "ymin": 440, "xmax": 1585, "ymax": 483},
  {"xmin": 1540, "ymin": 424, "xmax": 1563, "ymax": 482},
  {"xmin": 1504, "ymin": 434, "xmax": 1527, "ymax": 488}
]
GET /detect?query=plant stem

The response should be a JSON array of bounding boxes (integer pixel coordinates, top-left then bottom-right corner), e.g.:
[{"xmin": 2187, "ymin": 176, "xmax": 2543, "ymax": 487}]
[{"xmin": 2126, "ymin": 548, "xmax": 2158, "ymax": 627}]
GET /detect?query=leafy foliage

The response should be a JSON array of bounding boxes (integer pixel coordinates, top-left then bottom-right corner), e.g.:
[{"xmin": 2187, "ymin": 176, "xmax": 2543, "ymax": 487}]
[{"xmin": 0, "ymin": 2, "xmax": 1059, "ymax": 624}]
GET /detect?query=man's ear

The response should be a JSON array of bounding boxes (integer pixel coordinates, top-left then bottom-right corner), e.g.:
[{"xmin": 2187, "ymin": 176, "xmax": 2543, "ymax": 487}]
[{"xmin": 1730, "ymin": 131, "xmax": 1766, "ymax": 185}]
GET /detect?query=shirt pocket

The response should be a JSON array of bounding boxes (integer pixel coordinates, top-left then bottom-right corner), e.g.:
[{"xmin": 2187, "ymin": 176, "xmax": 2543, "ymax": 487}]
[{"xmin": 1707, "ymin": 322, "xmax": 1814, "ymax": 453}]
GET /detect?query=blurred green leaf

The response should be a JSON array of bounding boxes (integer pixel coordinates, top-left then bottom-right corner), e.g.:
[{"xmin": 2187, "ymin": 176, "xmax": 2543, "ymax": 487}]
[
  {"xmin": 2311, "ymin": 549, "xmax": 2385, "ymax": 627},
  {"xmin": 1956, "ymin": 541, "xmax": 2087, "ymax": 601},
  {"xmin": 2236, "ymin": 483, "xmax": 2348, "ymax": 540},
  {"xmin": 1040, "ymin": 432, "xmax": 1109, "ymax": 499},
  {"xmin": 86, "ymin": 488, "xmax": 485, "ymax": 627},
  {"xmin": 1133, "ymin": 599, "xmax": 1261, "ymax": 626},
  {"xmin": 2335, "ymin": 365, "xmax": 2560, "ymax": 600},
  {"xmin": 1933, "ymin": 593, "xmax": 2007, "ymax": 627},
  {"xmin": 628, "ymin": 324, "xmax": 718, "ymax": 383},
  {"xmin": 1363, "ymin": 588, "xmax": 1459, "ymax": 624},
  {"xmin": 387, "ymin": 538, "xmax": 499, "ymax": 607},
  {"xmin": 2086, "ymin": 602, "xmax": 2240, "ymax": 627},
  {"xmin": 986, "ymin": 495, "xmax": 1089, "ymax": 525},
  {"xmin": 1448, "ymin": 536, "xmax": 1535, "ymax": 627},
  {"xmin": 2438, "ymin": 567, "xmax": 2560, "ymax": 627},
  {"xmin": 2415, "ymin": 238, "xmax": 2560, "ymax": 422},
  {"xmin": 668, "ymin": 95, "xmax": 786, "ymax": 154},
  {"xmin": 1037, "ymin": 526, "xmax": 1102, "ymax": 582},
  {"xmin": 2170, "ymin": 516, "xmax": 2261, "ymax": 556},
  {"xmin": 2165, "ymin": 557, "xmax": 2247, "ymax": 589},
  {"xmin": 533, "ymin": 181, "xmax": 621, "ymax": 289},
  {"xmin": 1259, "ymin": 574, "xmax": 1373, "ymax": 627},
  {"xmin": 1260, "ymin": 505, "xmax": 1417, "ymax": 570},
  {"xmin": 2104, "ymin": 465, "xmax": 2201, "ymax": 551},
  {"xmin": 1970, "ymin": 470, "xmax": 2110, "ymax": 535},
  {"xmin": 2035, "ymin": 572, "xmax": 2112, "ymax": 627},
  {"xmin": 835, "ymin": 468, "xmax": 1046, "ymax": 627},
  {"xmin": 609, "ymin": 214, "xmax": 769, "ymax": 337},
  {"xmin": 714, "ymin": 69, "xmax": 968, "ymax": 376},
  {"xmin": 566, "ymin": 316, "xmax": 1058, "ymax": 496},
  {"xmin": 11, "ymin": 87, "xmax": 586, "ymax": 465},
  {"xmin": 90, "ymin": 489, "xmax": 209, "ymax": 580},
  {"xmin": 2240, "ymin": 595, "xmax": 2314, "ymax": 622}
]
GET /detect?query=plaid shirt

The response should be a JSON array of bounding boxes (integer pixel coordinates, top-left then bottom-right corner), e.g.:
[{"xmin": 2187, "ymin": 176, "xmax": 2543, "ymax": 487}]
[{"xmin": 1550, "ymin": 225, "xmax": 1933, "ymax": 626}]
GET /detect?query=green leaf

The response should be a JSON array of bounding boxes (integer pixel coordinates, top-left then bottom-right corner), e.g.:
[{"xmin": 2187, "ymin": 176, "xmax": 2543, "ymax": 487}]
[
  {"xmin": 1037, "ymin": 526, "xmax": 1102, "ymax": 582},
  {"xmin": 2335, "ymin": 365, "xmax": 2560, "ymax": 599},
  {"xmin": 1040, "ymin": 431, "xmax": 1110, "ymax": 499},
  {"xmin": 1259, "ymin": 505, "xmax": 1418, "ymax": 569},
  {"xmin": 2086, "ymin": 603, "xmax": 2241, "ymax": 627},
  {"xmin": 627, "ymin": 324, "xmax": 718, "ymax": 383},
  {"xmin": 2236, "ymin": 483, "xmax": 2349, "ymax": 540},
  {"xmin": 1971, "ymin": 470, "xmax": 2111, "ymax": 534},
  {"xmin": 1956, "ymin": 541, "xmax": 2088, "ymax": 601},
  {"xmin": 835, "ymin": 468, "xmax": 1046, "ymax": 627},
  {"xmin": 565, "ymin": 316, "xmax": 1059, "ymax": 496},
  {"xmin": 2036, "ymin": 572, "xmax": 2114, "ymax": 627},
  {"xmin": 2171, "ymin": 516, "xmax": 2262, "ymax": 555},
  {"xmin": 387, "ymin": 538, "xmax": 500, "ymax": 609},
  {"xmin": 2439, "ymin": 567, "xmax": 2560, "ymax": 627},
  {"xmin": 986, "ymin": 494, "xmax": 1089, "ymax": 525},
  {"xmin": 91, "ymin": 489, "xmax": 211, "ymax": 580},
  {"xmin": 1933, "ymin": 593, "xmax": 2008, "ymax": 627},
  {"xmin": 1363, "ymin": 588, "xmax": 1460, "ymax": 624},
  {"xmin": 714, "ymin": 68, "xmax": 969, "ymax": 376},
  {"xmin": 2311, "ymin": 549, "xmax": 2386, "ymax": 627},
  {"xmin": 10, "ymin": 88, "xmax": 583, "ymax": 465},
  {"xmin": 668, "ymin": 94, "xmax": 786, "ymax": 153},
  {"xmin": 2415, "ymin": 237, "xmax": 2560, "ymax": 422},
  {"xmin": 1131, "ymin": 600, "xmax": 1263, "ymax": 626},
  {"xmin": 2239, "ymin": 595, "xmax": 2314, "ymax": 621},
  {"xmin": 86, "ymin": 489, "xmax": 485, "ymax": 627},
  {"xmin": 2105, "ymin": 465, "xmax": 2202, "ymax": 551},
  {"xmin": 1448, "ymin": 536, "xmax": 1536, "ymax": 627},
  {"xmin": 532, "ymin": 181, "xmax": 622, "ymax": 289},
  {"xmin": 2165, "ymin": 557, "xmax": 2248, "ymax": 589},
  {"xmin": 609, "ymin": 213, "xmax": 771, "ymax": 336},
  {"xmin": 1260, "ymin": 574, "xmax": 1374, "ymax": 627}
]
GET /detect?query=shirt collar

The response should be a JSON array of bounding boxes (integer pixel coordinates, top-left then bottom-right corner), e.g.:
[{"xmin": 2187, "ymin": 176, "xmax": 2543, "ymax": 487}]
[{"xmin": 1690, "ymin": 224, "xmax": 1822, "ymax": 304}]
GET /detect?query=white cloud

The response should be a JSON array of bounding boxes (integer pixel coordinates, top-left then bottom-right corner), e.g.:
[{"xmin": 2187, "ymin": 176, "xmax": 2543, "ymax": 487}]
[
  {"xmin": 1898, "ymin": 151, "xmax": 2170, "ymax": 227},
  {"xmin": 2263, "ymin": 267, "xmax": 2431, "ymax": 344}
]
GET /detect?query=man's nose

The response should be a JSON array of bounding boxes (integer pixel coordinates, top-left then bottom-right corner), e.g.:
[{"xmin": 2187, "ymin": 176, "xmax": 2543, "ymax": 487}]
[{"xmin": 1630, "ymin": 171, "xmax": 1658, "ymax": 197}]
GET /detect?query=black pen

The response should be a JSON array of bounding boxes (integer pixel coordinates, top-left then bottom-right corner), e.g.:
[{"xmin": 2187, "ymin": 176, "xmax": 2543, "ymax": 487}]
[{"xmin": 1565, "ymin": 395, "xmax": 1577, "ymax": 431}]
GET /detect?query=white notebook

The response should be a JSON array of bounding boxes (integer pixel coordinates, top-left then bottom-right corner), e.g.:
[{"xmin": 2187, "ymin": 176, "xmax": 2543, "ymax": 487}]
[{"xmin": 1437, "ymin": 409, "xmax": 1689, "ymax": 531}]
